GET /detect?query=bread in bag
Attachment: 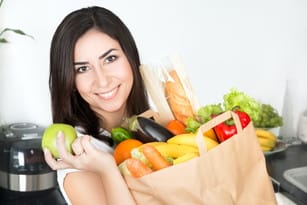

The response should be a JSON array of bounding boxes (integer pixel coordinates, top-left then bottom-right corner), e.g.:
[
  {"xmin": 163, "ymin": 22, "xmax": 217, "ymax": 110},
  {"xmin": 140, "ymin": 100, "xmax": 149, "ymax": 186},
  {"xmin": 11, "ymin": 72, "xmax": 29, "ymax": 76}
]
[{"xmin": 165, "ymin": 69, "xmax": 195, "ymax": 125}]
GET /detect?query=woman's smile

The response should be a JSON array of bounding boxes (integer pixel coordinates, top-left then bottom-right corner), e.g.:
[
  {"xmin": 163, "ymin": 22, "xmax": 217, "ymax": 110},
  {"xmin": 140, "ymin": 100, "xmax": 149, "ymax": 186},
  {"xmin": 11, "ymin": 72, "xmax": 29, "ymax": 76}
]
[{"xmin": 96, "ymin": 85, "xmax": 120, "ymax": 100}]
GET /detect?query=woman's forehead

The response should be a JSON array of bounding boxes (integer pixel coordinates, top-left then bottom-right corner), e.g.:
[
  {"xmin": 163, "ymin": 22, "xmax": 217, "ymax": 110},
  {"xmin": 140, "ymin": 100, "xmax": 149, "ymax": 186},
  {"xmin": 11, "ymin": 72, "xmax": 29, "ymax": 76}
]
[{"xmin": 74, "ymin": 29, "xmax": 121, "ymax": 60}]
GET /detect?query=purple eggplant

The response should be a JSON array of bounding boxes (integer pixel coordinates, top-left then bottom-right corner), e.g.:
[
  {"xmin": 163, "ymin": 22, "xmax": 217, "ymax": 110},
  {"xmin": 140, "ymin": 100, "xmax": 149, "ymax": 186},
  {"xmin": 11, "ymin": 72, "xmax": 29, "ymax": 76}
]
[{"xmin": 132, "ymin": 116, "xmax": 174, "ymax": 143}]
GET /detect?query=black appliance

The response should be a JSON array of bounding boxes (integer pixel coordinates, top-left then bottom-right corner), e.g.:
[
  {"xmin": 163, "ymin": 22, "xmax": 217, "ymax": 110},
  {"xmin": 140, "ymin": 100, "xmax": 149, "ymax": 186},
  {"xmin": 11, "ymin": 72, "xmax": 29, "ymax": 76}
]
[{"xmin": 0, "ymin": 122, "xmax": 67, "ymax": 205}]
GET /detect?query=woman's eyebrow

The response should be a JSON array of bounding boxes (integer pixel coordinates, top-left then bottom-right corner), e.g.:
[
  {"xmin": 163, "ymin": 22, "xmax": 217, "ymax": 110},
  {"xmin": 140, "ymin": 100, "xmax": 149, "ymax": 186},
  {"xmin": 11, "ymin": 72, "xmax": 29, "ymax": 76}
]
[
  {"xmin": 74, "ymin": 61, "xmax": 88, "ymax": 65},
  {"xmin": 98, "ymin": 48, "xmax": 117, "ymax": 59},
  {"xmin": 73, "ymin": 48, "xmax": 118, "ymax": 65}
]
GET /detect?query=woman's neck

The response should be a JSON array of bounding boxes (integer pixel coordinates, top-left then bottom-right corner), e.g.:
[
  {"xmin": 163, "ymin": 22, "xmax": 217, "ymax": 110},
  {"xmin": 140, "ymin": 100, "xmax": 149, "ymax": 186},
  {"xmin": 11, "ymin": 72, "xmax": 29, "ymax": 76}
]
[{"xmin": 96, "ymin": 109, "xmax": 127, "ymax": 132}]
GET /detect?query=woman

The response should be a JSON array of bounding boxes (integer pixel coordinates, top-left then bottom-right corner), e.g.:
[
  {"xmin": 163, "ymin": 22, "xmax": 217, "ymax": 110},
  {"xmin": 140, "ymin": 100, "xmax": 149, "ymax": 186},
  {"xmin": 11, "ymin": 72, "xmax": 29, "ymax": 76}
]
[{"xmin": 44, "ymin": 6, "xmax": 150, "ymax": 205}]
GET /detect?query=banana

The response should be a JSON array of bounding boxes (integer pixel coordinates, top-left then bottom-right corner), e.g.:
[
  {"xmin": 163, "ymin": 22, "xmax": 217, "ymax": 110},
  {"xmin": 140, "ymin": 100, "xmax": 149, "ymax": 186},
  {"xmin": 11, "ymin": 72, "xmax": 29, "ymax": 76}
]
[
  {"xmin": 167, "ymin": 133, "xmax": 219, "ymax": 151},
  {"xmin": 154, "ymin": 143, "xmax": 198, "ymax": 158},
  {"xmin": 258, "ymin": 137, "xmax": 276, "ymax": 148},
  {"xmin": 255, "ymin": 128, "xmax": 277, "ymax": 152},
  {"xmin": 255, "ymin": 128, "xmax": 277, "ymax": 142},
  {"xmin": 173, "ymin": 152, "xmax": 199, "ymax": 165},
  {"xmin": 260, "ymin": 144, "xmax": 273, "ymax": 152}
]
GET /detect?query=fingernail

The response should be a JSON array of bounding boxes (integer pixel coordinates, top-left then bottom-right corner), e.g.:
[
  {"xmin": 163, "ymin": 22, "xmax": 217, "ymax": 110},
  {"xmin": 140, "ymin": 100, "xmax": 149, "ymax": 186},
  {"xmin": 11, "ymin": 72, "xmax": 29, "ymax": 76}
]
[
  {"xmin": 57, "ymin": 131, "xmax": 63, "ymax": 138},
  {"xmin": 43, "ymin": 148, "xmax": 48, "ymax": 154}
]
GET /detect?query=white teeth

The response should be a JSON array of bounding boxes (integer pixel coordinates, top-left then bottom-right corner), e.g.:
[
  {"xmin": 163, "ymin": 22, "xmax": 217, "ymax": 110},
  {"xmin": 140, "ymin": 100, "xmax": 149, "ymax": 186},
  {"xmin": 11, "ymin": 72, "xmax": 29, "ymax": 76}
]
[{"xmin": 97, "ymin": 87, "xmax": 117, "ymax": 100}]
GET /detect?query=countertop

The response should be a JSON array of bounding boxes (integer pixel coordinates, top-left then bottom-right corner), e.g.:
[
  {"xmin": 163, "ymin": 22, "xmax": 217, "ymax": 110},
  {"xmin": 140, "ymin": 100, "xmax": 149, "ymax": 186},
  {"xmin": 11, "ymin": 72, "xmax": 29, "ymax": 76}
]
[{"xmin": 266, "ymin": 143, "xmax": 307, "ymax": 205}]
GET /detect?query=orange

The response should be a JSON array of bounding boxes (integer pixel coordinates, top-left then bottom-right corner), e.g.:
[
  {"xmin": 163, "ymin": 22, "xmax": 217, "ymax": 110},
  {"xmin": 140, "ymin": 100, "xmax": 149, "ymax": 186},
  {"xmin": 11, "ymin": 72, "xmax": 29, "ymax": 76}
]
[
  {"xmin": 166, "ymin": 119, "xmax": 186, "ymax": 135},
  {"xmin": 113, "ymin": 139, "xmax": 143, "ymax": 165}
]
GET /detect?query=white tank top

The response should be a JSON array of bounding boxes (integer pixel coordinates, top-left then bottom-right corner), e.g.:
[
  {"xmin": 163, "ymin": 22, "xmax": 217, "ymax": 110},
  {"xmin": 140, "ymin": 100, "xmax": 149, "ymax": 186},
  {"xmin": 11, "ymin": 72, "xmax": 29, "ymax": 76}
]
[{"xmin": 57, "ymin": 128, "xmax": 114, "ymax": 205}]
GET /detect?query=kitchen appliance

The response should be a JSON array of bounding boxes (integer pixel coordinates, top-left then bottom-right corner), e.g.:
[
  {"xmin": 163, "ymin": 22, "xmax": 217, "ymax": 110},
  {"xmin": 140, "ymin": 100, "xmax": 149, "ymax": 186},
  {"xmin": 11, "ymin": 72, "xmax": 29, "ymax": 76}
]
[
  {"xmin": 0, "ymin": 122, "xmax": 67, "ymax": 205},
  {"xmin": 0, "ymin": 122, "xmax": 56, "ymax": 191}
]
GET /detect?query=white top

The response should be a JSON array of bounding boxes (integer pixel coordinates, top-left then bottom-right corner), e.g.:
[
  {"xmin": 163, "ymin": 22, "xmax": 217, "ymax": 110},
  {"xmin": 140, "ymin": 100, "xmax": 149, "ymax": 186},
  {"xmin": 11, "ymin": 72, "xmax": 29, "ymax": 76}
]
[{"xmin": 57, "ymin": 128, "xmax": 114, "ymax": 205}]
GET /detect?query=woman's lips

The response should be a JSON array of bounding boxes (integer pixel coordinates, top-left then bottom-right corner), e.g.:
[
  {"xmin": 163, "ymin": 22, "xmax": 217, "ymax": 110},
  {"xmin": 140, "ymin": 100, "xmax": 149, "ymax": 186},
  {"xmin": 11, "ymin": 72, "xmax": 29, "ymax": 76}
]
[{"xmin": 96, "ymin": 85, "xmax": 119, "ymax": 100}]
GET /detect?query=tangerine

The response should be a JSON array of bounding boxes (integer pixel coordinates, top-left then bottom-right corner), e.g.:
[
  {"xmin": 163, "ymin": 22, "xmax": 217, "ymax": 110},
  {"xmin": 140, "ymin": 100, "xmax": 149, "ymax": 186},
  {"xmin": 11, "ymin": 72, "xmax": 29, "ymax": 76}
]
[
  {"xmin": 113, "ymin": 139, "xmax": 143, "ymax": 165},
  {"xmin": 166, "ymin": 119, "xmax": 186, "ymax": 135}
]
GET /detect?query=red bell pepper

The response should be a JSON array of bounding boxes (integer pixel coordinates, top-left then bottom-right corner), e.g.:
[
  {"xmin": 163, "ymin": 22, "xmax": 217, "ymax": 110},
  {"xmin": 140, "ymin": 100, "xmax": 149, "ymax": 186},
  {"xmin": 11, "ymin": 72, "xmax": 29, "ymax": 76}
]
[{"xmin": 213, "ymin": 110, "xmax": 251, "ymax": 142}]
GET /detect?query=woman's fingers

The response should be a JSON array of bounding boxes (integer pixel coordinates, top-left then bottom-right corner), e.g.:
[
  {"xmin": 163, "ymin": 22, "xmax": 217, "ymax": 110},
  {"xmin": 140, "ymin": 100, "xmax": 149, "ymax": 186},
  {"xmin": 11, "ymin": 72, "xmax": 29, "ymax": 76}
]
[
  {"xmin": 44, "ymin": 134, "xmax": 112, "ymax": 171},
  {"xmin": 43, "ymin": 148, "xmax": 56, "ymax": 169},
  {"xmin": 80, "ymin": 135, "xmax": 95, "ymax": 153},
  {"xmin": 56, "ymin": 131, "xmax": 76, "ymax": 161},
  {"xmin": 43, "ymin": 148, "xmax": 70, "ymax": 170},
  {"xmin": 43, "ymin": 132, "xmax": 93, "ymax": 170},
  {"xmin": 71, "ymin": 137, "xmax": 84, "ymax": 156}
]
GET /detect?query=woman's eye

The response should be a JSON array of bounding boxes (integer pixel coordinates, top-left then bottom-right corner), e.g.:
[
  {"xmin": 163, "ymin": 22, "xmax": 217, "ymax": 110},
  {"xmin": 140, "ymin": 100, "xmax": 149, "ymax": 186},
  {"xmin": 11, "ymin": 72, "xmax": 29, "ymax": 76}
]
[
  {"xmin": 75, "ymin": 66, "xmax": 89, "ymax": 73},
  {"xmin": 104, "ymin": 55, "xmax": 117, "ymax": 64}
]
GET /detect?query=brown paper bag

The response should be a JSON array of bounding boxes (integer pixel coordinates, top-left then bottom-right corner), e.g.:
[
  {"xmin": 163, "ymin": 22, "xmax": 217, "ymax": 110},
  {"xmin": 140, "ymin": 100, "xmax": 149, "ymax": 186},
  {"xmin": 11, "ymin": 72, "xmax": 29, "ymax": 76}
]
[{"xmin": 124, "ymin": 111, "xmax": 277, "ymax": 205}]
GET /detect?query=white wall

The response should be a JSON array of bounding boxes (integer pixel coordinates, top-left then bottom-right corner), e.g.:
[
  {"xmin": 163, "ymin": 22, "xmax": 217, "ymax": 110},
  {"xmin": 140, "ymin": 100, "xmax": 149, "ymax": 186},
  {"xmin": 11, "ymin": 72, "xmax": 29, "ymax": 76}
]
[{"xmin": 1, "ymin": 0, "xmax": 306, "ymax": 137}]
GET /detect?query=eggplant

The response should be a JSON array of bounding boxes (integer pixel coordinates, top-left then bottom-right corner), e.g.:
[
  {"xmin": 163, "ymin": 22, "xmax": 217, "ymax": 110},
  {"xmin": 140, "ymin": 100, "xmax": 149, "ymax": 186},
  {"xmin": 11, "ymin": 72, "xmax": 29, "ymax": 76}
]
[{"xmin": 133, "ymin": 116, "xmax": 174, "ymax": 143}]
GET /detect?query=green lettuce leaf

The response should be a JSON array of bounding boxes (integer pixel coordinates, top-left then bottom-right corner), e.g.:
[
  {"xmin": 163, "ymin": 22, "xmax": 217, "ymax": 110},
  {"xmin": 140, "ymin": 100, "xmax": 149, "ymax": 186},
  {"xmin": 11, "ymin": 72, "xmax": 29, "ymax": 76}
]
[{"xmin": 223, "ymin": 88, "xmax": 261, "ymax": 124}]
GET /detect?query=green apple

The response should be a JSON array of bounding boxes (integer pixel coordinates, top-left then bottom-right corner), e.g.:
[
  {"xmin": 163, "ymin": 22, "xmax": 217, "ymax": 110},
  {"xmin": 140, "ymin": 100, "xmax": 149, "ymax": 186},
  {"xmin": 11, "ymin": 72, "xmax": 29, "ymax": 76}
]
[{"xmin": 41, "ymin": 123, "xmax": 77, "ymax": 159}]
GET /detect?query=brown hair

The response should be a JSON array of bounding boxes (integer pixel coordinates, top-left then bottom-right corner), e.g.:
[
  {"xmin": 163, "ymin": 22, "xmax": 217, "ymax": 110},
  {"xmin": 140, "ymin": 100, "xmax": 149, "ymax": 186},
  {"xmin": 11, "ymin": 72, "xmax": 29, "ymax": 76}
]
[{"xmin": 49, "ymin": 6, "xmax": 149, "ymax": 145}]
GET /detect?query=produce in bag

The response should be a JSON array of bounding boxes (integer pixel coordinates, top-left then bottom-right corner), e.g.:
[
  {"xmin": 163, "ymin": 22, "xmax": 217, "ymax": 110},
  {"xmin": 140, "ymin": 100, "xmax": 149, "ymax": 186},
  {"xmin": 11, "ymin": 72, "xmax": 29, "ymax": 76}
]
[
  {"xmin": 140, "ymin": 54, "xmax": 200, "ymax": 126},
  {"xmin": 123, "ymin": 111, "xmax": 277, "ymax": 205},
  {"xmin": 140, "ymin": 62, "xmax": 174, "ymax": 126}
]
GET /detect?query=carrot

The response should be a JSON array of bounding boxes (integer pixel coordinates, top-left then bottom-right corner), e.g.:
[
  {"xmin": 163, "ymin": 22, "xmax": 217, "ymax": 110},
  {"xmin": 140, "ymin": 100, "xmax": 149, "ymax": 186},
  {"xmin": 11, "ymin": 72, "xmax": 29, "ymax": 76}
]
[
  {"xmin": 166, "ymin": 119, "xmax": 186, "ymax": 135},
  {"xmin": 125, "ymin": 158, "xmax": 153, "ymax": 178},
  {"xmin": 141, "ymin": 145, "xmax": 171, "ymax": 171}
]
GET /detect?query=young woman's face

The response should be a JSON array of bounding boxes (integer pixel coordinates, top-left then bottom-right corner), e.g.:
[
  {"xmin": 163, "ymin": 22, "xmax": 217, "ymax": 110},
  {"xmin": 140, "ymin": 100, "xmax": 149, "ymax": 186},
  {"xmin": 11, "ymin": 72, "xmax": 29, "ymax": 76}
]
[{"xmin": 74, "ymin": 29, "xmax": 133, "ymax": 115}]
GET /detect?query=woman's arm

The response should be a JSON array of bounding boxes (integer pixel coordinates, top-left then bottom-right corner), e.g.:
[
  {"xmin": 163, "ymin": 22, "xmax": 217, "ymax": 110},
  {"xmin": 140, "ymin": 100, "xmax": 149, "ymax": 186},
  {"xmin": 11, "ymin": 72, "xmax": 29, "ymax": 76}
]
[
  {"xmin": 63, "ymin": 167, "xmax": 136, "ymax": 205},
  {"xmin": 97, "ymin": 160, "xmax": 136, "ymax": 205},
  {"xmin": 64, "ymin": 171, "xmax": 107, "ymax": 205}
]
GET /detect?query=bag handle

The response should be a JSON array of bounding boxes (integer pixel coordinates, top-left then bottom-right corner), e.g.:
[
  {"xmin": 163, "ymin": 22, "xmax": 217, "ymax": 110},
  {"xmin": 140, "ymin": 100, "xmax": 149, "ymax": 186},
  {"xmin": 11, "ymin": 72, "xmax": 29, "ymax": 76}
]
[
  {"xmin": 195, "ymin": 111, "xmax": 243, "ymax": 156},
  {"xmin": 138, "ymin": 109, "xmax": 162, "ymax": 124},
  {"xmin": 121, "ymin": 109, "xmax": 161, "ymax": 128}
]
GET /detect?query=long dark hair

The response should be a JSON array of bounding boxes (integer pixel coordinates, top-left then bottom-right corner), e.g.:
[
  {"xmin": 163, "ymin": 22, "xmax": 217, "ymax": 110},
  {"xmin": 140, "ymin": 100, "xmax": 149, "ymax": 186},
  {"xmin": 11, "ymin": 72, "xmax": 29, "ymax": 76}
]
[{"xmin": 49, "ymin": 6, "xmax": 149, "ymax": 144}]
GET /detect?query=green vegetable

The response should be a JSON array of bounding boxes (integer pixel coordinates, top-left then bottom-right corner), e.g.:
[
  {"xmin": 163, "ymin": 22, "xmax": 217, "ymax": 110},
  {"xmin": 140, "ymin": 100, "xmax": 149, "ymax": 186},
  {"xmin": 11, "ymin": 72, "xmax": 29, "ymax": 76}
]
[
  {"xmin": 223, "ymin": 88, "xmax": 261, "ymax": 124},
  {"xmin": 187, "ymin": 104, "xmax": 223, "ymax": 132},
  {"xmin": 255, "ymin": 104, "xmax": 283, "ymax": 128},
  {"xmin": 197, "ymin": 104, "xmax": 223, "ymax": 123},
  {"xmin": 185, "ymin": 117, "xmax": 201, "ymax": 133},
  {"xmin": 195, "ymin": 88, "xmax": 283, "ymax": 128},
  {"xmin": 111, "ymin": 127, "xmax": 133, "ymax": 144}
]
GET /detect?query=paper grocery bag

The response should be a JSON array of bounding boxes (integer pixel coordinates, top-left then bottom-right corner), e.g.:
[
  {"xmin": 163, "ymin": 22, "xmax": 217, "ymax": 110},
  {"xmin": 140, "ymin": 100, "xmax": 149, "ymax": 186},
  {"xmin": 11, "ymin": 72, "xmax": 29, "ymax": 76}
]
[{"xmin": 124, "ymin": 111, "xmax": 277, "ymax": 205}]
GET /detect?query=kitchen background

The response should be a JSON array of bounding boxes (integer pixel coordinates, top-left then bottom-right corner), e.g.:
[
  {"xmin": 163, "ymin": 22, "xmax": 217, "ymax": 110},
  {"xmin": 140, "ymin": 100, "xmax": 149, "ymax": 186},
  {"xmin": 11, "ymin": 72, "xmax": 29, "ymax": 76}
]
[{"xmin": 0, "ymin": 0, "xmax": 306, "ymax": 139}]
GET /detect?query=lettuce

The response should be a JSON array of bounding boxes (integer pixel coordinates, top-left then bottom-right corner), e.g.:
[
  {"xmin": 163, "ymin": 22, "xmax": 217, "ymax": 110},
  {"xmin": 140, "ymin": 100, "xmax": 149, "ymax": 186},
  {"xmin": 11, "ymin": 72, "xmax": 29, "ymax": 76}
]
[
  {"xmin": 197, "ymin": 103, "xmax": 223, "ymax": 124},
  {"xmin": 223, "ymin": 88, "xmax": 261, "ymax": 124},
  {"xmin": 195, "ymin": 88, "xmax": 282, "ymax": 128}
]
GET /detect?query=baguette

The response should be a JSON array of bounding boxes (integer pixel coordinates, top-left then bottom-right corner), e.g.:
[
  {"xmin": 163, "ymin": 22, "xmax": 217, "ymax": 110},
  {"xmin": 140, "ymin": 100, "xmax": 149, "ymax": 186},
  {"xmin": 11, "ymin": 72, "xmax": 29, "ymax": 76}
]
[
  {"xmin": 140, "ymin": 64, "xmax": 175, "ymax": 126},
  {"xmin": 165, "ymin": 69, "xmax": 195, "ymax": 125}
]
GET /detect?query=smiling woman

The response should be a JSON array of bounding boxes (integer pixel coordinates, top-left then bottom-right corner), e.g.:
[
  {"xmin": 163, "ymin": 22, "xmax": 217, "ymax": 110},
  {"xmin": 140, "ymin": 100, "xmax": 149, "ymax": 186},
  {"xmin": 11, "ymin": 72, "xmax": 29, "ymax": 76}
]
[
  {"xmin": 73, "ymin": 30, "xmax": 134, "ymax": 131},
  {"xmin": 43, "ymin": 5, "xmax": 150, "ymax": 205}
]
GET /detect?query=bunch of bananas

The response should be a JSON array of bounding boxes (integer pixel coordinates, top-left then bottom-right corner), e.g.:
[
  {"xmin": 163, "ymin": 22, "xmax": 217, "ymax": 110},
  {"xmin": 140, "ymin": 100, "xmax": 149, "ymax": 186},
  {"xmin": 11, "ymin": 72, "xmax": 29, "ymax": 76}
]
[
  {"xmin": 255, "ymin": 128, "xmax": 277, "ymax": 152},
  {"xmin": 139, "ymin": 133, "xmax": 219, "ymax": 165}
]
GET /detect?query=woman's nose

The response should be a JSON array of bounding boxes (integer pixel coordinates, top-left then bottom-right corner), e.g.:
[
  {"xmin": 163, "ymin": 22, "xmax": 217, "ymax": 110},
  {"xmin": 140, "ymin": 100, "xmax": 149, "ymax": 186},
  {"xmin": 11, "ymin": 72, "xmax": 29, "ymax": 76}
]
[{"xmin": 94, "ymin": 66, "xmax": 110, "ymax": 87}]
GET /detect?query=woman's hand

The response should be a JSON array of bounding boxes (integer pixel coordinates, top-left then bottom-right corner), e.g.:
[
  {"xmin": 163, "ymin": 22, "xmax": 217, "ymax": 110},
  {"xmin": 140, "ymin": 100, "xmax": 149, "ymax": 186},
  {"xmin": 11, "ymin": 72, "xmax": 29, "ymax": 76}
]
[{"xmin": 44, "ymin": 132, "xmax": 116, "ymax": 174}]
